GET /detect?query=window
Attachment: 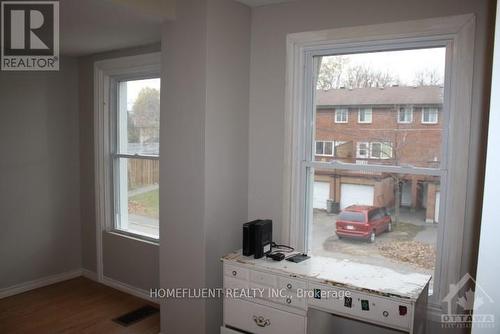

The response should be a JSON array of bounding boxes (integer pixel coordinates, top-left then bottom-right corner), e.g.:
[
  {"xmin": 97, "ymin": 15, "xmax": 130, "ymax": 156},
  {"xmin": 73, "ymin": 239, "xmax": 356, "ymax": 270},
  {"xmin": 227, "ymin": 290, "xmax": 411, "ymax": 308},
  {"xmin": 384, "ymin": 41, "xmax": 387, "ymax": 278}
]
[
  {"xmin": 114, "ymin": 78, "xmax": 160, "ymax": 239},
  {"xmin": 285, "ymin": 16, "xmax": 476, "ymax": 315},
  {"xmin": 422, "ymin": 107, "xmax": 439, "ymax": 124},
  {"xmin": 398, "ymin": 107, "xmax": 413, "ymax": 123},
  {"xmin": 356, "ymin": 142, "xmax": 369, "ymax": 158},
  {"xmin": 316, "ymin": 141, "xmax": 334, "ymax": 156},
  {"xmin": 335, "ymin": 108, "xmax": 348, "ymax": 123},
  {"xmin": 370, "ymin": 142, "xmax": 392, "ymax": 159},
  {"xmin": 358, "ymin": 108, "xmax": 372, "ymax": 123},
  {"xmin": 94, "ymin": 53, "xmax": 161, "ymax": 245}
]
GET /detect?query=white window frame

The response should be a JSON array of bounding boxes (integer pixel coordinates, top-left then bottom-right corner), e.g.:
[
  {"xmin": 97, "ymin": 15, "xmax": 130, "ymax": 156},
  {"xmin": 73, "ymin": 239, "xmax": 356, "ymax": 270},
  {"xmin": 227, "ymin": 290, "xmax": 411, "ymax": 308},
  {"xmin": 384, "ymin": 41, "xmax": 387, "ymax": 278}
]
[
  {"xmin": 398, "ymin": 106, "xmax": 413, "ymax": 123},
  {"xmin": 370, "ymin": 142, "xmax": 393, "ymax": 159},
  {"xmin": 358, "ymin": 108, "xmax": 373, "ymax": 123},
  {"xmin": 283, "ymin": 15, "xmax": 475, "ymax": 319},
  {"xmin": 315, "ymin": 140, "xmax": 334, "ymax": 156},
  {"xmin": 356, "ymin": 142, "xmax": 369, "ymax": 158},
  {"xmin": 94, "ymin": 53, "xmax": 161, "ymax": 282},
  {"xmin": 422, "ymin": 107, "xmax": 439, "ymax": 124},
  {"xmin": 334, "ymin": 108, "xmax": 348, "ymax": 123}
]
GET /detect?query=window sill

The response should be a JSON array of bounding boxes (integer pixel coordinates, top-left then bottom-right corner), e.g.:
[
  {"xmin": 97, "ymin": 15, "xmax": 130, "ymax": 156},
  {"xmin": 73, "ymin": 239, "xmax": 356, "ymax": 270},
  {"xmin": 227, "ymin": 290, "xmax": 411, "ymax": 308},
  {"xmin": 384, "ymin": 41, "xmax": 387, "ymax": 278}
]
[{"xmin": 106, "ymin": 229, "xmax": 159, "ymax": 246}]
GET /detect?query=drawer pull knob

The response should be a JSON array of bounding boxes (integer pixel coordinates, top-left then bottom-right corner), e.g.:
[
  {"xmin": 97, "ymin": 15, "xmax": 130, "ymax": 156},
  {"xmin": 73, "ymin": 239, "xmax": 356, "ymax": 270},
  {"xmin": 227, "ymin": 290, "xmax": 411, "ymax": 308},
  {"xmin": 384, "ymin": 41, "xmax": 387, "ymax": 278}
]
[
  {"xmin": 286, "ymin": 298, "xmax": 292, "ymax": 304},
  {"xmin": 286, "ymin": 283, "xmax": 292, "ymax": 289},
  {"xmin": 253, "ymin": 315, "xmax": 271, "ymax": 327},
  {"xmin": 232, "ymin": 270, "xmax": 237, "ymax": 276}
]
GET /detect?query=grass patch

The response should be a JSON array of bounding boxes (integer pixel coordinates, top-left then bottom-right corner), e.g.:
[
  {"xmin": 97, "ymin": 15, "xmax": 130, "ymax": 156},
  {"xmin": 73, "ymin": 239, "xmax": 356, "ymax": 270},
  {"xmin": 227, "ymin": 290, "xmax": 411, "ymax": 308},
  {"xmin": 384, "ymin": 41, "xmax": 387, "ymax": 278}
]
[
  {"xmin": 391, "ymin": 221, "xmax": 425, "ymax": 240},
  {"xmin": 129, "ymin": 189, "xmax": 159, "ymax": 219}
]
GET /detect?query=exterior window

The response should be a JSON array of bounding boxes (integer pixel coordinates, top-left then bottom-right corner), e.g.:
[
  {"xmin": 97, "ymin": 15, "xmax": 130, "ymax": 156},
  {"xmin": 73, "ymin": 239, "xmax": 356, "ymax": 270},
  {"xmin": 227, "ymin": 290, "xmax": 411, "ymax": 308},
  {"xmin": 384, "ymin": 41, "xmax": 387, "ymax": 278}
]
[
  {"xmin": 306, "ymin": 48, "xmax": 447, "ymax": 297},
  {"xmin": 316, "ymin": 141, "xmax": 334, "ymax": 156},
  {"xmin": 335, "ymin": 108, "xmax": 348, "ymax": 123},
  {"xmin": 370, "ymin": 142, "xmax": 392, "ymax": 159},
  {"xmin": 422, "ymin": 107, "xmax": 439, "ymax": 124},
  {"xmin": 114, "ymin": 78, "xmax": 160, "ymax": 240},
  {"xmin": 356, "ymin": 142, "xmax": 369, "ymax": 158},
  {"xmin": 398, "ymin": 107, "xmax": 413, "ymax": 123},
  {"xmin": 358, "ymin": 108, "xmax": 372, "ymax": 123}
]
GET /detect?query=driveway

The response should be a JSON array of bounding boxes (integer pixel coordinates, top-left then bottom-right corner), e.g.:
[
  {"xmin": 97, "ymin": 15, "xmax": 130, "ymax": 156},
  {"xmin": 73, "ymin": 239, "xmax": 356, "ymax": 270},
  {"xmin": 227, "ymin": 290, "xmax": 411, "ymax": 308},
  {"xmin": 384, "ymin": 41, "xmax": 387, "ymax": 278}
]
[{"xmin": 311, "ymin": 209, "xmax": 437, "ymax": 277}]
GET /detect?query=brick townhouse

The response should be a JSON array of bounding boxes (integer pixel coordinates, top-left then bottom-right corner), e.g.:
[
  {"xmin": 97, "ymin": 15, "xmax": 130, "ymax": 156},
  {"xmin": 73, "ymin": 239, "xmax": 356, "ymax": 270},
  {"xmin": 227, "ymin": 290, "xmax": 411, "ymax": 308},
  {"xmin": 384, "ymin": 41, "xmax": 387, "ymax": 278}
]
[{"xmin": 313, "ymin": 85, "xmax": 442, "ymax": 223}]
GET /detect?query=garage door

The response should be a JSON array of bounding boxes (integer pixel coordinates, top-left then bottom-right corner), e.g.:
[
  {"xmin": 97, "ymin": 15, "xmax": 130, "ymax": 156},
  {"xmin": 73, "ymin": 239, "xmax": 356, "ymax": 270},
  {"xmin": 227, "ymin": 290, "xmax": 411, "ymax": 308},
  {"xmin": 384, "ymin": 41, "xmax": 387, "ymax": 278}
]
[
  {"xmin": 313, "ymin": 182, "xmax": 330, "ymax": 210},
  {"xmin": 340, "ymin": 184, "xmax": 374, "ymax": 209}
]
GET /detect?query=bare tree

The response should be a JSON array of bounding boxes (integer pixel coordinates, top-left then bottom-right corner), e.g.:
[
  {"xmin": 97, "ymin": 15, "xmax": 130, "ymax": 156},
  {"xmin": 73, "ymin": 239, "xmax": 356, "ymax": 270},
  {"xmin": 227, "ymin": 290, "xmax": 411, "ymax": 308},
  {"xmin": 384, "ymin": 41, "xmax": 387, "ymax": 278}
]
[
  {"xmin": 413, "ymin": 69, "xmax": 443, "ymax": 86},
  {"xmin": 343, "ymin": 65, "xmax": 399, "ymax": 89},
  {"xmin": 317, "ymin": 57, "xmax": 400, "ymax": 90}
]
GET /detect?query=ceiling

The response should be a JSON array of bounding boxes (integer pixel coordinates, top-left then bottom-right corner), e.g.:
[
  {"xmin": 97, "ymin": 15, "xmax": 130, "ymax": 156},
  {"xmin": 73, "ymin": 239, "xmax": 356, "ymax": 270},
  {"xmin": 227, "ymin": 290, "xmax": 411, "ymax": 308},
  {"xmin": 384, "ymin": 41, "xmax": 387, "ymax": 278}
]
[
  {"xmin": 233, "ymin": 0, "xmax": 298, "ymax": 7},
  {"xmin": 60, "ymin": 0, "xmax": 168, "ymax": 56}
]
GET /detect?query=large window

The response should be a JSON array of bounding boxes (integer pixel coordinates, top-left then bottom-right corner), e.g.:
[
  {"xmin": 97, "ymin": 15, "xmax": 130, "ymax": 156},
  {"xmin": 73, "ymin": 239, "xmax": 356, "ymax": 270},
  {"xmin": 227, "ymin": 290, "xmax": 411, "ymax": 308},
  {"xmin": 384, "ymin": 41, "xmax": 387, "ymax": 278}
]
[
  {"xmin": 311, "ymin": 47, "xmax": 447, "ymax": 294},
  {"xmin": 94, "ymin": 53, "xmax": 161, "ymax": 249},
  {"xmin": 114, "ymin": 78, "xmax": 160, "ymax": 239},
  {"xmin": 286, "ymin": 16, "xmax": 475, "ymax": 316}
]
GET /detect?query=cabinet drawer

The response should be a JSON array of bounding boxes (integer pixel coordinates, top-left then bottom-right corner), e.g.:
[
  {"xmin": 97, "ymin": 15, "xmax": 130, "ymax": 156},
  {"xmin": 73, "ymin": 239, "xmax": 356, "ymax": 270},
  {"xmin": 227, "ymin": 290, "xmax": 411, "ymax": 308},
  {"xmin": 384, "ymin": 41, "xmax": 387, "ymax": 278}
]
[
  {"xmin": 277, "ymin": 277, "xmax": 306, "ymax": 291},
  {"xmin": 224, "ymin": 298, "xmax": 306, "ymax": 334},
  {"xmin": 224, "ymin": 276, "xmax": 249, "ymax": 290},
  {"xmin": 224, "ymin": 264, "xmax": 249, "ymax": 281},
  {"xmin": 250, "ymin": 270, "xmax": 277, "ymax": 287},
  {"xmin": 278, "ymin": 295, "xmax": 307, "ymax": 310},
  {"xmin": 220, "ymin": 326, "xmax": 243, "ymax": 334}
]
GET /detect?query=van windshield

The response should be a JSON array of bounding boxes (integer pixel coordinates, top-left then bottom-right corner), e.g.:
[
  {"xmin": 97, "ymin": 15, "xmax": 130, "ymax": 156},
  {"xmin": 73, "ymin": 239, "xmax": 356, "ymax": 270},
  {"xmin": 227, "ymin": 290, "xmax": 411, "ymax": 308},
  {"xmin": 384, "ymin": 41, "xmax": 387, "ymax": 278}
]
[{"xmin": 339, "ymin": 211, "xmax": 365, "ymax": 222}]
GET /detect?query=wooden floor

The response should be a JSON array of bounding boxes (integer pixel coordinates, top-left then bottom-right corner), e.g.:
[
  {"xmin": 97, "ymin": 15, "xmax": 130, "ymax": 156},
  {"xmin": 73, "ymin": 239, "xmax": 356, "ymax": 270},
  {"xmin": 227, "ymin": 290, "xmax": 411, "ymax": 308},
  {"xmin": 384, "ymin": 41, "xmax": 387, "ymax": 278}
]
[{"xmin": 0, "ymin": 277, "xmax": 160, "ymax": 334}]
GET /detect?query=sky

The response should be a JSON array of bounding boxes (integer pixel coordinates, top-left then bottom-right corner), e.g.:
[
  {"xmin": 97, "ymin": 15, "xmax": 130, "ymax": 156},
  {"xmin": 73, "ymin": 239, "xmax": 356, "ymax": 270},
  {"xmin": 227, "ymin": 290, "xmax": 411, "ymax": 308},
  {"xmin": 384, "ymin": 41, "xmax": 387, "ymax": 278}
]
[
  {"xmin": 125, "ymin": 78, "xmax": 161, "ymax": 110},
  {"xmin": 322, "ymin": 47, "xmax": 446, "ymax": 86}
]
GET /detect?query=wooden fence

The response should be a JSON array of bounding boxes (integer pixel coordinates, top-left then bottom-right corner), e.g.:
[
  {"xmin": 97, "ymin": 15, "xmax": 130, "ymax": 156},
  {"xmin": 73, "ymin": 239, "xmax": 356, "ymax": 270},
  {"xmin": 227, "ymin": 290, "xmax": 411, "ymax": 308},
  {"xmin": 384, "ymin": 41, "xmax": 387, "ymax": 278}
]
[{"xmin": 128, "ymin": 159, "xmax": 160, "ymax": 189}]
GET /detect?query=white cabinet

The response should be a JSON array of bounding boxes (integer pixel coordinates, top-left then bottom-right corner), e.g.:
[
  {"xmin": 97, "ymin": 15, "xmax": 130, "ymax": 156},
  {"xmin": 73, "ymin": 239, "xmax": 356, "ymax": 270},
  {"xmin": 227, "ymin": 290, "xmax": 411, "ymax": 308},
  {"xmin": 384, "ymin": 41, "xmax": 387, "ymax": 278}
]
[{"xmin": 221, "ymin": 253, "xmax": 429, "ymax": 334}]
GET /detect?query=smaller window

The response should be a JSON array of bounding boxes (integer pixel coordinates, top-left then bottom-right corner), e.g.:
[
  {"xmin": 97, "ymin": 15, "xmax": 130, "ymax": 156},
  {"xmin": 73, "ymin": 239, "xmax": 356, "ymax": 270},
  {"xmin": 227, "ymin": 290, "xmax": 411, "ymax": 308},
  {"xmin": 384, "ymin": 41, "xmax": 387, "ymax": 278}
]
[
  {"xmin": 356, "ymin": 142, "xmax": 369, "ymax": 158},
  {"xmin": 358, "ymin": 108, "xmax": 372, "ymax": 123},
  {"xmin": 335, "ymin": 108, "xmax": 348, "ymax": 123},
  {"xmin": 422, "ymin": 107, "xmax": 439, "ymax": 124},
  {"xmin": 315, "ymin": 141, "xmax": 334, "ymax": 156},
  {"xmin": 398, "ymin": 107, "xmax": 413, "ymax": 123},
  {"xmin": 370, "ymin": 142, "xmax": 393, "ymax": 159}
]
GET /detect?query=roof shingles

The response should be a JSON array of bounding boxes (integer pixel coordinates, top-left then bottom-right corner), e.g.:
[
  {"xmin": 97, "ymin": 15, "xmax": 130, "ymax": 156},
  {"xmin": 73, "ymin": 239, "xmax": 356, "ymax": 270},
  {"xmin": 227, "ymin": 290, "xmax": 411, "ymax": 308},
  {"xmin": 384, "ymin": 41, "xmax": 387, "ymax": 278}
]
[{"xmin": 316, "ymin": 86, "xmax": 443, "ymax": 107}]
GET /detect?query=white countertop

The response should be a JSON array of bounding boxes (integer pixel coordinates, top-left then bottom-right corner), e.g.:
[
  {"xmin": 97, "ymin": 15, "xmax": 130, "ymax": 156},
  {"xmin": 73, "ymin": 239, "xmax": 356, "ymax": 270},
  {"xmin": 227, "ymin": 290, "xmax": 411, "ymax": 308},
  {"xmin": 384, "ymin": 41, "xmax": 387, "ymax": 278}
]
[{"xmin": 222, "ymin": 250, "xmax": 431, "ymax": 301}]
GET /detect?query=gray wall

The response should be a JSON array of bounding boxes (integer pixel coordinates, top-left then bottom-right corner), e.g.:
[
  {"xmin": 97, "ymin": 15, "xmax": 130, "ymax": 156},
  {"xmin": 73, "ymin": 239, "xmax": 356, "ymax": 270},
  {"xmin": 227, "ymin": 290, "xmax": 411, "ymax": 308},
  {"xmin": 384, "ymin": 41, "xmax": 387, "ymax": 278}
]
[
  {"xmin": 248, "ymin": 0, "xmax": 493, "ymax": 271},
  {"xmin": 0, "ymin": 58, "xmax": 81, "ymax": 288},
  {"xmin": 78, "ymin": 44, "xmax": 161, "ymax": 289},
  {"xmin": 204, "ymin": 0, "xmax": 251, "ymax": 331},
  {"xmin": 102, "ymin": 232, "xmax": 159, "ymax": 290},
  {"xmin": 159, "ymin": 0, "xmax": 250, "ymax": 333}
]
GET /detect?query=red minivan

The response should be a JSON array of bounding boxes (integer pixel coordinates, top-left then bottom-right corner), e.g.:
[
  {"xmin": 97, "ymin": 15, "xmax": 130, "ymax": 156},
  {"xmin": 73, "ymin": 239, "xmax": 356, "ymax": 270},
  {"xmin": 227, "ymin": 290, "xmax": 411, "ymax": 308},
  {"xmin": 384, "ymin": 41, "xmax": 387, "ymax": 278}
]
[{"xmin": 335, "ymin": 205, "xmax": 392, "ymax": 243}]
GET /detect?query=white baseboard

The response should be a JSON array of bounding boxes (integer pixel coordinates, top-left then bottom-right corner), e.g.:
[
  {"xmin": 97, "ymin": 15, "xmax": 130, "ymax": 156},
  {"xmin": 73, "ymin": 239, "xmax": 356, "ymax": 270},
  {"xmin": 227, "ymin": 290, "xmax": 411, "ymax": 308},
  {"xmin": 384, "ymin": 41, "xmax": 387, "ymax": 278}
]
[
  {"xmin": 101, "ymin": 275, "xmax": 154, "ymax": 302},
  {"xmin": 0, "ymin": 269, "xmax": 82, "ymax": 299},
  {"xmin": 0, "ymin": 268, "xmax": 155, "ymax": 304},
  {"xmin": 81, "ymin": 268, "xmax": 98, "ymax": 281}
]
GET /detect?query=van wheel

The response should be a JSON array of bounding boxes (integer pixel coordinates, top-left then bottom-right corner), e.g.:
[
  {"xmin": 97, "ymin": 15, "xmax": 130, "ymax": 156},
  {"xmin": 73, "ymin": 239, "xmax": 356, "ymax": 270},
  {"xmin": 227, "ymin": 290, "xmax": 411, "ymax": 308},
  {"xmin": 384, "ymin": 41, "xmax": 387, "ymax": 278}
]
[
  {"xmin": 370, "ymin": 231, "xmax": 376, "ymax": 243},
  {"xmin": 387, "ymin": 222, "xmax": 392, "ymax": 232}
]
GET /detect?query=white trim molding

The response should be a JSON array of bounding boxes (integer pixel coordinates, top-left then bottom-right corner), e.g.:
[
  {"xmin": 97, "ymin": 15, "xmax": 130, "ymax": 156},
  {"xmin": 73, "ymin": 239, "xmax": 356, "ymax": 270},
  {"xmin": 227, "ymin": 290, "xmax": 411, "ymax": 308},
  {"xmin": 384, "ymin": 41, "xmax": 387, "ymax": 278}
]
[
  {"xmin": 94, "ymin": 52, "xmax": 161, "ymax": 283},
  {"xmin": 1, "ymin": 269, "xmax": 154, "ymax": 303},
  {"xmin": 283, "ymin": 14, "xmax": 475, "ymax": 319},
  {"xmin": 0, "ymin": 269, "xmax": 82, "ymax": 299}
]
